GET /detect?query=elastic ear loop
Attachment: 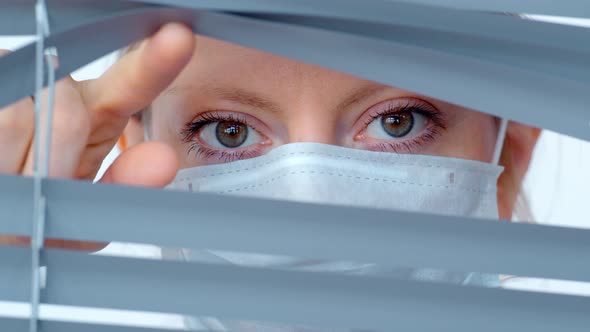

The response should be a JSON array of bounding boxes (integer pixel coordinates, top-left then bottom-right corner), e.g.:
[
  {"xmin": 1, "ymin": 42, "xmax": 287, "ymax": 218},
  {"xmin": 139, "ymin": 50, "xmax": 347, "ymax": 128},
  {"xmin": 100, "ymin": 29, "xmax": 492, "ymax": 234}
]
[
  {"xmin": 462, "ymin": 117, "xmax": 508, "ymax": 287},
  {"xmin": 492, "ymin": 118, "xmax": 509, "ymax": 165}
]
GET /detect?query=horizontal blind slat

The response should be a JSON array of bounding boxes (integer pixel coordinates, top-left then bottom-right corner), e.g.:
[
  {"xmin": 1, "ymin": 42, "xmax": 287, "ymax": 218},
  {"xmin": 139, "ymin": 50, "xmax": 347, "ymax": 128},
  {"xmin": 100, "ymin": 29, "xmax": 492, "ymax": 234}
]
[
  {"xmin": 2, "ymin": 175, "xmax": 590, "ymax": 282},
  {"xmin": 244, "ymin": 13, "xmax": 590, "ymax": 83},
  {"xmin": 5, "ymin": 0, "xmax": 590, "ymax": 47},
  {"xmin": 0, "ymin": 246, "xmax": 30, "ymax": 302},
  {"xmin": 0, "ymin": 317, "xmax": 27, "ymax": 331},
  {"xmin": 0, "ymin": 316, "xmax": 190, "ymax": 332},
  {"xmin": 129, "ymin": 0, "xmax": 590, "ymax": 55},
  {"xmin": 0, "ymin": 0, "xmax": 149, "ymax": 35},
  {"xmin": 0, "ymin": 175, "xmax": 32, "ymax": 237},
  {"xmin": 44, "ymin": 177, "xmax": 590, "ymax": 282},
  {"xmin": 372, "ymin": 0, "xmax": 590, "ymax": 18},
  {"xmin": 43, "ymin": 248, "xmax": 590, "ymax": 332}
]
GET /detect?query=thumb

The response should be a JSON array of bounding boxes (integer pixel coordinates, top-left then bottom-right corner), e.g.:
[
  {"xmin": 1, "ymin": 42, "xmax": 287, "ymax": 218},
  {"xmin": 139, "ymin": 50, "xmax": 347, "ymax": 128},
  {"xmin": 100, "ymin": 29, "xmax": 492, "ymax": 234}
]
[{"xmin": 99, "ymin": 141, "xmax": 179, "ymax": 187}]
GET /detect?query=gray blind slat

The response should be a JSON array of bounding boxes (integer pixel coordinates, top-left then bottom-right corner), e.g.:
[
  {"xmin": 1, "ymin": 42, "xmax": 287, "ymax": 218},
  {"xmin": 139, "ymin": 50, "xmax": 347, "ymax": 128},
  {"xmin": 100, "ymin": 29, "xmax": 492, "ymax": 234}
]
[
  {"xmin": 0, "ymin": 316, "xmax": 190, "ymax": 332},
  {"xmin": 132, "ymin": 0, "xmax": 590, "ymax": 55},
  {"xmin": 130, "ymin": 0, "xmax": 590, "ymax": 18},
  {"xmin": 244, "ymin": 13, "xmax": 590, "ymax": 83},
  {"xmin": 0, "ymin": 317, "xmax": 27, "ymax": 331},
  {"xmin": 2, "ymin": 246, "xmax": 588, "ymax": 331},
  {"xmin": 0, "ymin": 175, "xmax": 32, "ymax": 237},
  {"xmin": 2, "ymin": 175, "xmax": 590, "ymax": 282},
  {"xmin": 42, "ymin": 248, "xmax": 590, "ymax": 332},
  {"xmin": 0, "ymin": 0, "xmax": 149, "ymax": 35},
  {"xmin": 41, "ymin": 177, "xmax": 590, "ymax": 282},
  {"xmin": 377, "ymin": 0, "xmax": 590, "ymax": 18},
  {"xmin": 0, "ymin": 246, "xmax": 31, "ymax": 302},
  {"xmin": 4, "ymin": 0, "xmax": 590, "ymax": 71},
  {"xmin": 42, "ymin": 321, "xmax": 190, "ymax": 332},
  {"xmin": 0, "ymin": 8, "xmax": 589, "ymax": 140},
  {"xmin": 5, "ymin": 0, "xmax": 590, "ymax": 52}
]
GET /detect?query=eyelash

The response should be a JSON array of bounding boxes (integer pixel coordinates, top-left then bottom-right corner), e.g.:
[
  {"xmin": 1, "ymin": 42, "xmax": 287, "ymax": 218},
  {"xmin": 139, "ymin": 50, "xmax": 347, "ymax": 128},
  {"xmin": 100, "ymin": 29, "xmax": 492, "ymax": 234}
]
[
  {"xmin": 358, "ymin": 100, "xmax": 447, "ymax": 153},
  {"xmin": 181, "ymin": 112, "xmax": 265, "ymax": 162}
]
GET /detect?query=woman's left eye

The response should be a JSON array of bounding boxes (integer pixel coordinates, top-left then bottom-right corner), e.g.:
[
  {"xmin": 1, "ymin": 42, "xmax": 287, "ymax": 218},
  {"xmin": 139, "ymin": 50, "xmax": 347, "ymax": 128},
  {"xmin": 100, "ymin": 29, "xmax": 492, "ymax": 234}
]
[
  {"xmin": 354, "ymin": 98, "xmax": 446, "ymax": 153},
  {"xmin": 365, "ymin": 109, "xmax": 428, "ymax": 140}
]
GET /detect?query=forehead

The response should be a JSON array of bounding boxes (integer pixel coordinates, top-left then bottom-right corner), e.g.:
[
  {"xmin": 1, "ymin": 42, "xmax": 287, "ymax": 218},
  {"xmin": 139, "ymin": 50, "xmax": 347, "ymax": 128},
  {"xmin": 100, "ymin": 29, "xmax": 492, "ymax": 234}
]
[{"xmin": 172, "ymin": 35, "xmax": 377, "ymax": 94}]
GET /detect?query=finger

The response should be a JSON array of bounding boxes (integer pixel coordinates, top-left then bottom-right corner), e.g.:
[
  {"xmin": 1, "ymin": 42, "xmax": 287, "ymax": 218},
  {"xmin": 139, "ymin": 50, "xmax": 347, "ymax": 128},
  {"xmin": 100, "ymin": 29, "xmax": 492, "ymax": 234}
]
[
  {"xmin": 0, "ymin": 230, "xmax": 104, "ymax": 251},
  {"xmin": 44, "ymin": 238, "xmax": 106, "ymax": 252},
  {"xmin": 0, "ymin": 49, "xmax": 35, "ymax": 174},
  {"xmin": 22, "ymin": 76, "xmax": 90, "ymax": 178},
  {"xmin": 99, "ymin": 141, "xmax": 178, "ymax": 187},
  {"xmin": 78, "ymin": 23, "xmax": 195, "ymax": 147},
  {"xmin": 0, "ymin": 97, "xmax": 35, "ymax": 174},
  {"xmin": 0, "ymin": 235, "xmax": 29, "ymax": 246}
]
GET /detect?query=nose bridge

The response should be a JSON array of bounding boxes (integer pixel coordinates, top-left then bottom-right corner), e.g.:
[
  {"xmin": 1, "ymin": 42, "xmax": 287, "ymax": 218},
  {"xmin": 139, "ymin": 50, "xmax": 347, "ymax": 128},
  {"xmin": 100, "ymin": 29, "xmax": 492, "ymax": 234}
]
[{"xmin": 286, "ymin": 89, "xmax": 339, "ymax": 145}]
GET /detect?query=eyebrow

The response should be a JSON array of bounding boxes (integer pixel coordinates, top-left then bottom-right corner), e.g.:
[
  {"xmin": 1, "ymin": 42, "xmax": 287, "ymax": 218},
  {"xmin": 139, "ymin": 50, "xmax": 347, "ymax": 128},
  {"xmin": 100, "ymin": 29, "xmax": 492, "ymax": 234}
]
[
  {"xmin": 335, "ymin": 84, "xmax": 391, "ymax": 112},
  {"xmin": 162, "ymin": 83, "xmax": 390, "ymax": 114},
  {"xmin": 162, "ymin": 84, "xmax": 282, "ymax": 113}
]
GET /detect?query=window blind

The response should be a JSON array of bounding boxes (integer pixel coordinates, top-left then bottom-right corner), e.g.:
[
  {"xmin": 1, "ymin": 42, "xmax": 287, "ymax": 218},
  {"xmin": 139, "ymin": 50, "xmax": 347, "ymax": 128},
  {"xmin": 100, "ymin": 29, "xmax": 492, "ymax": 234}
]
[{"xmin": 0, "ymin": 1, "xmax": 589, "ymax": 331}]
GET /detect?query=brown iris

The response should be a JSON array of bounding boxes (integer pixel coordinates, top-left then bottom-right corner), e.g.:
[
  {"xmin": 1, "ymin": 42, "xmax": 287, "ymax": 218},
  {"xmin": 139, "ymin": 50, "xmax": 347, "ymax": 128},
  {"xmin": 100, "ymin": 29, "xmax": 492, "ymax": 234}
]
[
  {"xmin": 381, "ymin": 111, "xmax": 414, "ymax": 138},
  {"xmin": 216, "ymin": 121, "xmax": 248, "ymax": 148}
]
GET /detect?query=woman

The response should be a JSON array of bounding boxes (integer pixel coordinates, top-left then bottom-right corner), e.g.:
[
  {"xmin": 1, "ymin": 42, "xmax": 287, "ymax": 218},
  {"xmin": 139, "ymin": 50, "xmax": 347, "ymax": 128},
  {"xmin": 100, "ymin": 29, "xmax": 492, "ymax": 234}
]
[{"xmin": 0, "ymin": 22, "xmax": 539, "ymax": 250}]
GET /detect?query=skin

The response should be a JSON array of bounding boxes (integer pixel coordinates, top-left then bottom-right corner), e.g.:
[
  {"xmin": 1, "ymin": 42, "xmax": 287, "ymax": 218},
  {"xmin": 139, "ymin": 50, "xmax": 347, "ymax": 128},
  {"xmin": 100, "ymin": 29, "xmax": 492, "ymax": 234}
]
[{"xmin": 0, "ymin": 23, "xmax": 540, "ymax": 250}]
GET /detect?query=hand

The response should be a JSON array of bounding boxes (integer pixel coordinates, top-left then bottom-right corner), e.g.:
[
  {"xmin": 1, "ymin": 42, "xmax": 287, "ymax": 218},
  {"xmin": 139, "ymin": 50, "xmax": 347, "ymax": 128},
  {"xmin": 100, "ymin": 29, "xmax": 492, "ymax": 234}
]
[{"xmin": 0, "ymin": 23, "xmax": 196, "ymax": 249}]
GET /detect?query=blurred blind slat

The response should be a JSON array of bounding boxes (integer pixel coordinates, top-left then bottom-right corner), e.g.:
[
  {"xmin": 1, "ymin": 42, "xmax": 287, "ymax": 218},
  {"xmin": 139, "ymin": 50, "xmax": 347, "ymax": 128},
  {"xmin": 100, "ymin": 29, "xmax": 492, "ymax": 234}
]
[
  {"xmin": 137, "ymin": 0, "xmax": 590, "ymax": 55},
  {"xmin": 38, "ymin": 248, "xmax": 590, "ymax": 332},
  {"xmin": 4, "ymin": 0, "xmax": 590, "ymax": 69},
  {"xmin": 4, "ymin": 0, "xmax": 590, "ymax": 39},
  {"xmin": 377, "ymin": 0, "xmax": 590, "ymax": 18},
  {"xmin": 0, "ymin": 174, "xmax": 32, "ymax": 237},
  {"xmin": 0, "ymin": 8, "xmax": 589, "ymax": 140},
  {"xmin": 0, "ymin": 317, "xmax": 27, "ymax": 331},
  {"xmin": 0, "ymin": 246, "xmax": 30, "ymax": 302},
  {"xmin": 244, "ymin": 13, "xmax": 590, "ymax": 83},
  {"xmin": 129, "ymin": 0, "xmax": 590, "ymax": 18},
  {"xmin": 126, "ymin": 0, "xmax": 590, "ymax": 56},
  {"xmin": 2, "ymin": 175, "xmax": 590, "ymax": 282},
  {"xmin": 0, "ymin": 317, "xmax": 189, "ymax": 332},
  {"xmin": 2, "ymin": 245, "xmax": 590, "ymax": 332}
]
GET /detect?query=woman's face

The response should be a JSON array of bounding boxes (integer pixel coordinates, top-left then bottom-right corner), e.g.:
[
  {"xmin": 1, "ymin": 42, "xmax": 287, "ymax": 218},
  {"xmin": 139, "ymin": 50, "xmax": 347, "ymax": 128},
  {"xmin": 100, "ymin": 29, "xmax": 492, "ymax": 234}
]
[
  {"xmin": 132, "ymin": 35, "xmax": 544, "ymax": 220},
  {"xmin": 147, "ymin": 36, "xmax": 499, "ymax": 169}
]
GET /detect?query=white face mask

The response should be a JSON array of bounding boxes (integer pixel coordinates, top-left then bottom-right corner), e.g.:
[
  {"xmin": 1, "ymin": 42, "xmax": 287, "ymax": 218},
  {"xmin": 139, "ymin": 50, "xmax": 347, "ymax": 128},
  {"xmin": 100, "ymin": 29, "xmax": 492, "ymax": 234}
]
[{"xmin": 168, "ymin": 142, "xmax": 501, "ymax": 218}]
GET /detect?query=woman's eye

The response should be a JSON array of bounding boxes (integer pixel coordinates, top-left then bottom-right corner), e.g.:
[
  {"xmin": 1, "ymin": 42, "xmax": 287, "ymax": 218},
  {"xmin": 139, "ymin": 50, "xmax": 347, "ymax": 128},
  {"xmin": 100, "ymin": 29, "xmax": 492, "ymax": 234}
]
[
  {"xmin": 365, "ymin": 109, "xmax": 428, "ymax": 140},
  {"xmin": 200, "ymin": 120, "xmax": 263, "ymax": 149},
  {"xmin": 181, "ymin": 112, "xmax": 273, "ymax": 164},
  {"xmin": 216, "ymin": 121, "xmax": 248, "ymax": 147},
  {"xmin": 355, "ymin": 98, "xmax": 446, "ymax": 154}
]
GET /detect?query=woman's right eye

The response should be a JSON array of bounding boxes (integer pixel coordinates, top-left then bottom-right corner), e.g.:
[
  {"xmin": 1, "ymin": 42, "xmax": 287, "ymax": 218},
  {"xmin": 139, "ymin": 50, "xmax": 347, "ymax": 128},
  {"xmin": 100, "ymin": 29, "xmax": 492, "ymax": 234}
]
[
  {"xmin": 200, "ymin": 120, "xmax": 263, "ymax": 148},
  {"xmin": 181, "ymin": 112, "xmax": 272, "ymax": 163}
]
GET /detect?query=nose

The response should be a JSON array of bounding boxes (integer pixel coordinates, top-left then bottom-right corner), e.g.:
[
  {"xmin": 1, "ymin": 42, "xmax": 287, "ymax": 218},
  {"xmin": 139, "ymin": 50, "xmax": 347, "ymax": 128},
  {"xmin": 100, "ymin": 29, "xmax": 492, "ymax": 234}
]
[{"xmin": 286, "ymin": 104, "xmax": 339, "ymax": 145}]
